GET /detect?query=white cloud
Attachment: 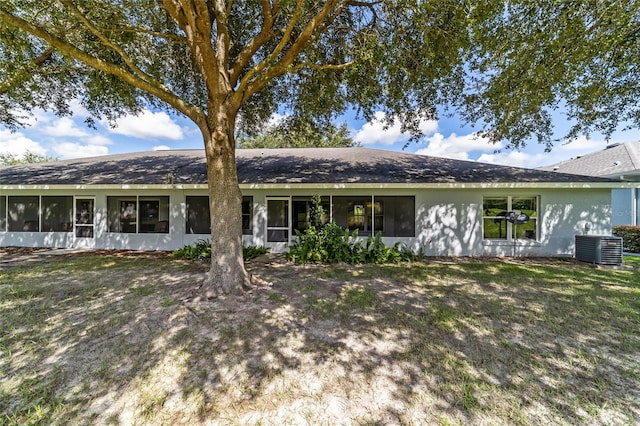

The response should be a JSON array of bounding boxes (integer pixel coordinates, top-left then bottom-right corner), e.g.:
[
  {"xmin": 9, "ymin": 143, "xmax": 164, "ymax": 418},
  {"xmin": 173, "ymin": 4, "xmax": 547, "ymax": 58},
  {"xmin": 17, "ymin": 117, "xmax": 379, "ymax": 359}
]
[
  {"xmin": 43, "ymin": 117, "xmax": 90, "ymax": 138},
  {"xmin": 554, "ymin": 136, "xmax": 608, "ymax": 153},
  {"xmin": 0, "ymin": 129, "xmax": 48, "ymax": 157},
  {"xmin": 153, "ymin": 145, "xmax": 171, "ymax": 151},
  {"xmin": 414, "ymin": 131, "xmax": 596, "ymax": 168},
  {"xmin": 415, "ymin": 132, "xmax": 500, "ymax": 161},
  {"xmin": 108, "ymin": 109, "xmax": 184, "ymax": 140},
  {"xmin": 86, "ymin": 134, "xmax": 113, "ymax": 146},
  {"xmin": 52, "ymin": 142, "xmax": 108, "ymax": 159},
  {"xmin": 21, "ymin": 109, "xmax": 52, "ymax": 127},
  {"xmin": 354, "ymin": 111, "xmax": 438, "ymax": 145},
  {"xmin": 477, "ymin": 151, "xmax": 548, "ymax": 168}
]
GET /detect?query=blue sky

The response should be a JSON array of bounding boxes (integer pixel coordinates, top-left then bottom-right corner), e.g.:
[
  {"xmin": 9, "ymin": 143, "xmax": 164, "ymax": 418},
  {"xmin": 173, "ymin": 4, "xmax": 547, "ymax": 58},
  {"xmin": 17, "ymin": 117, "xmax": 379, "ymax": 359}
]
[{"xmin": 0, "ymin": 101, "xmax": 636, "ymax": 168}]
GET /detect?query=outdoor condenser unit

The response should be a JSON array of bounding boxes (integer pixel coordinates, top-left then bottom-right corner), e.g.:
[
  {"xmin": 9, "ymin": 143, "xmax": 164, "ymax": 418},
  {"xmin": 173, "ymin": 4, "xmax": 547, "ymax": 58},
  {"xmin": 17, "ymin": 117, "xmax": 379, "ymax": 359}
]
[{"xmin": 575, "ymin": 235, "xmax": 623, "ymax": 265}]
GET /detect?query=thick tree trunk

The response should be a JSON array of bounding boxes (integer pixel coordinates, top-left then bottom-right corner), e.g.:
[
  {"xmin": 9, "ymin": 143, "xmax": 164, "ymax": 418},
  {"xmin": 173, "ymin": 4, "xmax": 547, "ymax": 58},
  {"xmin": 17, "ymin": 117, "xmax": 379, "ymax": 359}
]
[{"xmin": 201, "ymin": 115, "xmax": 249, "ymax": 297}]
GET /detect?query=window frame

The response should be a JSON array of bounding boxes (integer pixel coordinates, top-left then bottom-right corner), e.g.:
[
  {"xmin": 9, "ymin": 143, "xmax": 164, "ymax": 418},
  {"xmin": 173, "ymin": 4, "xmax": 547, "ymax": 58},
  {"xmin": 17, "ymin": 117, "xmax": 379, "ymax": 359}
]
[
  {"xmin": 41, "ymin": 196, "xmax": 74, "ymax": 232},
  {"xmin": 7, "ymin": 195, "xmax": 40, "ymax": 232},
  {"xmin": 185, "ymin": 195, "xmax": 253, "ymax": 235},
  {"xmin": 266, "ymin": 197, "xmax": 290, "ymax": 242},
  {"xmin": 242, "ymin": 196, "xmax": 253, "ymax": 235},
  {"xmin": 185, "ymin": 195, "xmax": 210, "ymax": 235},
  {"xmin": 107, "ymin": 196, "xmax": 169, "ymax": 234},
  {"xmin": 374, "ymin": 196, "xmax": 416, "ymax": 237},
  {"xmin": 0, "ymin": 196, "xmax": 6, "ymax": 232},
  {"xmin": 75, "ymin": 197, "xmax": 95, "ymax": 238},
  {"xmin": 268, "ymin": 195, "xmax": 416, "ymax": 244},
  {"xmin": 482, "ymin": 195, "xmax": 539, "ymax": 241}
]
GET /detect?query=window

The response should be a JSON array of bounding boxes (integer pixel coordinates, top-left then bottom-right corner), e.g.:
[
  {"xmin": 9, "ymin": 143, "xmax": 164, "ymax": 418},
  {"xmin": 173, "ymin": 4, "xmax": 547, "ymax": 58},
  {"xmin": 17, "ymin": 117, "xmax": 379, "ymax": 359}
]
[
  {"xmin": 42, "ymin": 196, "xmax": 73, "ymax": 232},
  {"xmin": 376, "ymin": 196, "xmax": 415, "ymax": 237},
  {"xmin": 186, "ymin": 196, "xmax": 210, "ymax": 234},
  {"xmin": 483, "ymin": 196, "xmax": 538, "ymax": 240},
  {"xmin": 108, "ymin": 197, "xmax": 137, "ymax": 233},
  {"xmin": 75, "ymin": 198, "xmax": 95, "ymax": 238},
  {"xmin": 292, "ymin": 196, "xmax": 330, "ymax": 233},
  {"xmin": 512, "ymin": 197, "xmax": 537, "ymax": 239},
  {"xmin": 0, "ymin": 196, "xmax": 6, "ymax": 232},
  {"xmin": 242, "ymin": 196, "xmax": 253, "ymax": 235},
  {"xmin": 139, "ymin": 197, "xmax": 169, "ymax": 233},
  {"xmin": 107, "ymin": 196, "xmax": 169, "ymax": 234},
  {"xmin": 333, "ymin": 196, "xmax": 415, "ymax": 237},
  {"xmin": 333, "ymin": 196, "xmax": 374, "ymax": 236},
  {"xmin": 267, "ymin": 198, "xmax": 289, "ymax": 242},
  {"xmin": 8, "ymin": 196, "xmax": 39, "ymax": 232},
  {"xmin": 186, "ymin": 195, "xmax": 253, "ymax": 235}
]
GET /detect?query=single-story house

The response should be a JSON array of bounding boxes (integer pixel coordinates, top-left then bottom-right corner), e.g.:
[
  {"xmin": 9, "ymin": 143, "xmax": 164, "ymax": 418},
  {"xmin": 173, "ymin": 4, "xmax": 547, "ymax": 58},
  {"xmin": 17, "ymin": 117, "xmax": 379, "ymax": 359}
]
[
  {"xmin": 0, "ymin": 147, "xmax": 630, "ymax": 256},
  {"xmin": 540, "ymin": 142, "xmax": 640, "ymax": 226}
]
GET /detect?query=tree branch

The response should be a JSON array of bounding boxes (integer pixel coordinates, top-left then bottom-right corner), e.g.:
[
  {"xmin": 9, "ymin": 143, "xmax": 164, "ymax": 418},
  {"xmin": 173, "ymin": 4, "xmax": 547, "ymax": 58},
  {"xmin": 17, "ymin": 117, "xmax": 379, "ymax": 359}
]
[
  {"xmin": 59, "ymin": 0, "xmax": 150, "ymax": 81},
  {"xmin": 0, "ymin": 46, "xmax": 54, "ymax": 95},
  {"xmin": 212, "ymin": 0, "xmax": 232, "ymax": 94},
  {"xmin": 236, "ymin": 0, "xmax": 305, "ymax": 95},
  {"xmin": 163, "ymin": 0, "xmax": 221, "ymax": 104},
  {"xmin": 291, "ymin": 61, "xmax": 354, "ymax": 72},
  {"xmin": 107, "ymin": 26, "xmax": 187, "ymax": 43},
  {"xmin": 229, "ymin": 0, "xmax": 279, "ymax": 85},
  {"xmin": 0, "ymin": 7, "xmax": 207, "ymax": 132},
  {"xmin": 236, "ymin": 0, "xmax": 347, "ymax": 104}
]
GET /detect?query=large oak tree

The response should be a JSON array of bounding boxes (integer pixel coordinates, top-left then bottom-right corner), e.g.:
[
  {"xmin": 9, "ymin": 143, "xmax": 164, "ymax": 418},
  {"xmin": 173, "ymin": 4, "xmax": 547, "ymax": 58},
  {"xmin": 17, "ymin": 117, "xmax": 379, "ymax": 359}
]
[{"xmin": 1, "ymin": 1, "xmax": 638, "ymax": 295}]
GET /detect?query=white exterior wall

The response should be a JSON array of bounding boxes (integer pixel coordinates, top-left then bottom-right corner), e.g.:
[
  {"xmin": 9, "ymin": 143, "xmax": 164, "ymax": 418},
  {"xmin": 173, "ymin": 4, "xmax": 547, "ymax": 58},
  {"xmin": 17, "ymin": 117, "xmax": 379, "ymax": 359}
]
[
  {"xmin": 412, "ymin": 188, "xmax": 611, "ymax": 257},
  {"xmin": 0, "ymin": 186, "xmax": 612, "ymax": 257}
]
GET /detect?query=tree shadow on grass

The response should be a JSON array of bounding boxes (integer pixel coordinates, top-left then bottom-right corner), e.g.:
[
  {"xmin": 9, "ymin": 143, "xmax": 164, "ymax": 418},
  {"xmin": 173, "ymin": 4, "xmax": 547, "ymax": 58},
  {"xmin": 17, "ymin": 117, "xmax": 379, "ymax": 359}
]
[{"xmin": 1, "ymin": 255, "xmax": 639, "ymax": 424}]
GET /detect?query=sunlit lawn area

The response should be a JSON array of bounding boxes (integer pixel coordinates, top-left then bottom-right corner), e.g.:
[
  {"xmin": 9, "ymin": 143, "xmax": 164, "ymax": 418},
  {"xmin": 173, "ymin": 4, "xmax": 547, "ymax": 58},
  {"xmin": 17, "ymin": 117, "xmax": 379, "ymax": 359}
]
[{"xmin": 1, "ymin": 253, "xmax": 639, "ymax": 425}]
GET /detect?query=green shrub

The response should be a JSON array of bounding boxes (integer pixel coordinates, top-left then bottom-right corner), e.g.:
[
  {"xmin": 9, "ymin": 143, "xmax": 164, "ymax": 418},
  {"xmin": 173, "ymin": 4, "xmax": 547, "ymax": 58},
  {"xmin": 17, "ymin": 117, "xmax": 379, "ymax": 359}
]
[
  {"xmin": 243, "ymin": 245, "xmax": 271, "ymax": 260},
  {"xmin": 173, "ymin": 239, "xmax": 211, "ymax": 261},
  {"xmin": 613, "ymin": 225, "xmax": 640, "ymax": 253},
  {"xmin": 173, "ymin": 240, "xmax": 270, "ymax": 261},
  {"xmin": 286, "ymin": 223, "xmax": 422, "ymax": 265}
]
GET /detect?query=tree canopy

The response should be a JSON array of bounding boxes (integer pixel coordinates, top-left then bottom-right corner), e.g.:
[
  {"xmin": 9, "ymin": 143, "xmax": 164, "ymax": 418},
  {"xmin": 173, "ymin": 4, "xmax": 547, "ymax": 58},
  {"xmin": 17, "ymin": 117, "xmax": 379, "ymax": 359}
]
[
  {"xmin": 1, "ymin": 2, "xmax": 638, "ymax": 145},
  {"xmin": 236, "ymin": 118, "xmax": 355, "ymax": 149},
  {"xmin": 1, "ymin": 0, "xmax": 639, "ymax": 293},
  {"xmin": 0, "ymin": 150, "xmax": 57, "ymax": 166}
]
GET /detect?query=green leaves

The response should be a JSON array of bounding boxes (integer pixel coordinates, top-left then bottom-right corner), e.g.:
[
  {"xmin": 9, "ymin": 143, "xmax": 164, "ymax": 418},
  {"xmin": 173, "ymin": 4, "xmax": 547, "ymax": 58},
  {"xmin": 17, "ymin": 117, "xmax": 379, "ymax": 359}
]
[
  {"xmin": 1, "ymin": 0, "xmax": 638, "ymax": 151},
  {"xmin": 237, "ymin": 117, "xmax": 355, "ymax": 148},
  {"xmin": 465, "ymin": 0, "xmax": 640, "ymax": 147}
]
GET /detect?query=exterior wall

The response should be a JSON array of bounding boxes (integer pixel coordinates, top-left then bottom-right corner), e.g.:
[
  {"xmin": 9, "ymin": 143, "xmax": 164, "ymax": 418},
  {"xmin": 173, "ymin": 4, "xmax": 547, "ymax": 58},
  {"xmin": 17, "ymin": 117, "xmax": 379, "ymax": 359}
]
[
  {"xmin": 0, "ymin": 186, "xmax": 612, "ymax": 257},
  {"xmin": 413, "ymin": 188, "xmax": 611, "ymax": 257}
]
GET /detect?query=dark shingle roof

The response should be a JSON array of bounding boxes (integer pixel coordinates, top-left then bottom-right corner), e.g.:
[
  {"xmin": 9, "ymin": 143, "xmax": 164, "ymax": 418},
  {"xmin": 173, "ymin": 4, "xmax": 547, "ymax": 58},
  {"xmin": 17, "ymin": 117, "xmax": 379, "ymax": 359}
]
[{"xmin": 0, "ymin": 147, "xmax": 617, "ymax": 186}]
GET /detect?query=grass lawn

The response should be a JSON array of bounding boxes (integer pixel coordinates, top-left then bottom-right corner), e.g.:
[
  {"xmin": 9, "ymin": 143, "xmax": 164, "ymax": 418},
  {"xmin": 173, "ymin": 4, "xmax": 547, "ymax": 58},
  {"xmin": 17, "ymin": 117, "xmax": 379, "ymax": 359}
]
[{"xmin": 1, "ymin": 253, "xmax": 639, "ymax": 425}]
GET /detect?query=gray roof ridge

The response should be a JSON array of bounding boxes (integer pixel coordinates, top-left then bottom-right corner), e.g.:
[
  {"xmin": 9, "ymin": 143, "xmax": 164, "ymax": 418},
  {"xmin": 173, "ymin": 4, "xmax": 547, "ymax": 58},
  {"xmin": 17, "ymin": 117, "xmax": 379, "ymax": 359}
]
[{"xmin": 539, "ymin": 142, "xmax": 632, "ymax": 170}]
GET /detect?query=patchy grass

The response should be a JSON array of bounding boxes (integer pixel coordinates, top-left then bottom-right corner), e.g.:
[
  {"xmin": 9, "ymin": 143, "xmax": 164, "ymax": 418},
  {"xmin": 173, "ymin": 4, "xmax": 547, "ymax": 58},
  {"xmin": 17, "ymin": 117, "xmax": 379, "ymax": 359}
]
[{"xmin": 1, "ymin": 253, "xmax": 639, "ymax": 425}]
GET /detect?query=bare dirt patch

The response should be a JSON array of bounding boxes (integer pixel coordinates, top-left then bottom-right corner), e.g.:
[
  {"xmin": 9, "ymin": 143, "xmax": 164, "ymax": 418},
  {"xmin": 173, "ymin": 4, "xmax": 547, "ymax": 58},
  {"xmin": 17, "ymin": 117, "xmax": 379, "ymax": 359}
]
[{"xmin": 1, "ymin": 253, "xmax": 639, "ymax": 425}]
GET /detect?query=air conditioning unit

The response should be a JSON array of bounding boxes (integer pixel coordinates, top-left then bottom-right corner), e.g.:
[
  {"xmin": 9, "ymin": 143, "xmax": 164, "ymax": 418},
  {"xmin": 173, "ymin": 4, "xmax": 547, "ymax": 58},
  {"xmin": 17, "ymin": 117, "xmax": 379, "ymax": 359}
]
[{"xmin": 575, "ymin": 235, "xmax": 623, "ymax": 265}]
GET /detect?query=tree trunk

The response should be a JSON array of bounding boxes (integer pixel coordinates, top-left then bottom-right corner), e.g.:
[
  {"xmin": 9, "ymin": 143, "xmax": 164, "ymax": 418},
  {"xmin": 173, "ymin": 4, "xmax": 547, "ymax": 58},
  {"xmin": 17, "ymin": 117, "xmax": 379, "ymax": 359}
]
[{"xmin": 201, "ymin": 114, "xmax": 249, "ymax": 297}]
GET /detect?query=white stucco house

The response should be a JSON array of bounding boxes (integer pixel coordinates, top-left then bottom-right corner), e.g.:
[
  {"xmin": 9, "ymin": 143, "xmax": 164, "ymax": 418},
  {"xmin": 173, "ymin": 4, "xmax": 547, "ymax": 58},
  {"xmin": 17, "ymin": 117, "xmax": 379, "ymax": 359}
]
[
  {"xmin": 0, "ymin": 147, "xmax": 629, "ymax": 257},
  {"xmin": 540, "ymin": 142, "xmax": 640, "ymax": 226}
]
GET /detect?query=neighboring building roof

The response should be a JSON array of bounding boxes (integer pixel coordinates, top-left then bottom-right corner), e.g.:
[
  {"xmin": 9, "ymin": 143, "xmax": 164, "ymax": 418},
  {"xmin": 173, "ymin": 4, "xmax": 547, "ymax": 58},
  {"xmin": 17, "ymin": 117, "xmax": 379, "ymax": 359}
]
[
  {"xmin": 539, "ymin": 142, "xmax": 640, "ymax": 179},
  {"xmin": 0, "ymin": 147, "xmax": 619, "ymax": 186}
]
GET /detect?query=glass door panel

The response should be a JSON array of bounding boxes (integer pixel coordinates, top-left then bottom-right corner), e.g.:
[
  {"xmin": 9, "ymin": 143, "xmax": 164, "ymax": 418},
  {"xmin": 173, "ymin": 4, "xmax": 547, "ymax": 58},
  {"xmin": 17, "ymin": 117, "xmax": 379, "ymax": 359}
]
[
  {"xmin": 75, "ymin": 198, "xmax": 94, "ymax": 238},
  {"xmin": 267, "ymin": 199, "xmax": 289, "ymax": 242}
]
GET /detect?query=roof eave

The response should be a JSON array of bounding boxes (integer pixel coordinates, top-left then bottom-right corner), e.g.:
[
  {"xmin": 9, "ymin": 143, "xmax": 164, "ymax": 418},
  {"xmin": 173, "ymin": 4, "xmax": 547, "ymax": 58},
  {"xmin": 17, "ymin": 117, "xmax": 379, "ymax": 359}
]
[{"xmin": 0, "ymin": 181, "xmax": 632, "ymax": 191}]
